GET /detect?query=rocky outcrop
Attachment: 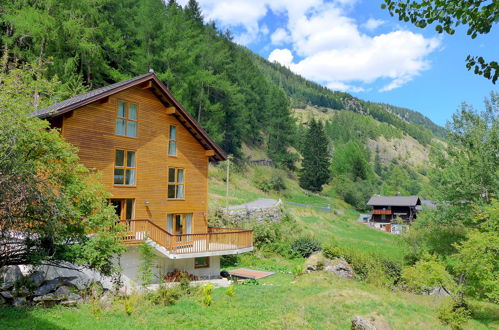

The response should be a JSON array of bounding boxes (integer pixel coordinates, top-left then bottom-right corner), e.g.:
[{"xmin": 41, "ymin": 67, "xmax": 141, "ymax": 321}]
[
  {"xmin": 305, "ymin": 253, "xmax": 355, "ymax": 279},
  {"xmin": 352, "ymin": 314, "xmax": 392, "ymax": 330},
  {"xmin": 0, "ymin": 266, "xmax": 24, "ymax": 290},
  {"xmin": 422, "ymin": 286, "xmax": 451, "ymax": 297},
  {"xmin": 352, "ymin": 316, "xmax": 376, "ymax": 330},
  {"xmin": 324, "ymin": 259, "xmax": 355, "ymax": 279},
  {"xmin": 0, "ymin": 263, "xmax": 100, "ymax": 307}
]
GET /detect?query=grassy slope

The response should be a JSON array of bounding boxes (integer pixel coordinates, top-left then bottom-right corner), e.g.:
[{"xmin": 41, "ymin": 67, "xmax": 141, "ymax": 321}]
[
  {"xmin": 1, "ymin": 271, "xmax": 497, "ymax": 329},
  {"xmin": 209, "ymin": 163, "xmax": 407, "ymax": 261},
  {"xmin": 1, "ymin": 164, "xmax": 498, "ymax": 329}
]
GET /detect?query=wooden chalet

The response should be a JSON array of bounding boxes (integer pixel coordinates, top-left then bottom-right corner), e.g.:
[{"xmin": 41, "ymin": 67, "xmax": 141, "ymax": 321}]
[
  {"xmin": 366, "ymin": 195, "xmax": 421, "ymax": 233},
  {"xmin": 34, "ymin": 72, "xmax": 253, "ymax": 282}
]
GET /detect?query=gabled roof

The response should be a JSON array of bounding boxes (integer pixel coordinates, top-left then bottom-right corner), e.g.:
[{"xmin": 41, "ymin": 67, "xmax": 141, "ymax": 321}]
[
  {"xmin": 33, "ymin": 72, "xmax": 226, "ymax": 161},
  {"xmin": 367, "ymin": 196, "xmax": 421, "ymax": 207}
]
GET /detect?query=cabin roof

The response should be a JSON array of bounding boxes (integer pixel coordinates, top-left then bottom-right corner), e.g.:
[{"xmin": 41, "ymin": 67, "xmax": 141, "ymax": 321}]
[
  {"xmin": 33, "ymin": 72, "xmax": 227, "ymax": 161},
  {"xmin": 367, "ymin": 196, "xmax": 421, "ymax": 207}
]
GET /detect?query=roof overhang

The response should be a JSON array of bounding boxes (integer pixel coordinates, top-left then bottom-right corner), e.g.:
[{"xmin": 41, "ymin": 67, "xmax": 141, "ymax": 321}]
[{"xmin": 35, "ymin": 73, "xmax": 227, "ymax": 162}]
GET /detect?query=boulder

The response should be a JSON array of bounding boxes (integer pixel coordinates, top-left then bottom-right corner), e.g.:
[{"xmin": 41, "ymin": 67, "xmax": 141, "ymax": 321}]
[
  {"xmin": 54, "ymin": 286, "xmax": 71, "ymax": 299},
  {"xmin": 0, "ymin": 291, "xmax": 14, "ymax": 299},
  {"xmin": 38, "ymin": 263, "xmax": 92, "ymax": 290},
  {"xmin": 305, "ymin": 252, "xmax": 325, "ymax": 272},
  {"xmin": 60, "ymin": 300, "xmax": 78, "ymax": 307},
  {"xmin": 352, "ymin": 316, "xmax": 376, "ymax": 330},
  {"xmin": 335, "ymin": 210, "xmax": 345, "ymax": 215},
  {"xmin": 13, "ymin": 297, "xmax": 27, "ymax": 307},
  {"xmin": 0, "ymin": 295, "xmax": 6, "ymax": 305},
  {"xmin": 428, "ymin": 286, "xmax": 451, "ymax": 297},
  {"xmin": 33, "ymin": 293, "xmax": 63, "ymax": 302},
  {"xmin": 0, "ymin": 266, "xmax": 24, "ymax": 290},
  {"xmin": 34, "ymin": 279, "xmax": 59, "ymax": 296},
  {"xmin": 14, "ymin": 287, "xmax": 30, "ymax": 297},
  {"xmin": 68, "ymin": 292, "xmax": 82, "ymax": 301},
  {"xmin": 29, "ymin": 271, "xmax": 45, "ymax": 287},
  {"xmin": 324, "ymin": 258, "xmax": 355, "ymax": 279}
]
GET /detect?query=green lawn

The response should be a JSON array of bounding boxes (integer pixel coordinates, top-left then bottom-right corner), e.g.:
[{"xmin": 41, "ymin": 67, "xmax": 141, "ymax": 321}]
[
  {"xmin": 289, "ymin": 206, "xmax": 408, "ymax": 262},
  {"xmin": 1, "ymin": 269, "xmax": 497, "ymax": 329}
]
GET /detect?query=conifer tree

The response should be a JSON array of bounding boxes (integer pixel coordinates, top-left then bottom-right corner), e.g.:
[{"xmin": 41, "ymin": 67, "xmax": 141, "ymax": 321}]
[
  {"xmin": 185, "ymin": 0, "xmax": 203, "ymax": 23},
  {"xmin": 299, "ymin": 119, "xmax": 331, "ymax": 192}
]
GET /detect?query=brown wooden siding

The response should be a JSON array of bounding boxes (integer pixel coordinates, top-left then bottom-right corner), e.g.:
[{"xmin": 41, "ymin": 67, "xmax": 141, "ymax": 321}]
[{"xmin": 61, "ymin": 86, "xmax": 209, "ymax": 234}]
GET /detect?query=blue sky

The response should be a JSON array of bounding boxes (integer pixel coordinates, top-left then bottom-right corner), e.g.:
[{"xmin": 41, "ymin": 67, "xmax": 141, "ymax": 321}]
[{"xmin": 178, "ymin": 0, "xmax": 498, "ymax": 126}]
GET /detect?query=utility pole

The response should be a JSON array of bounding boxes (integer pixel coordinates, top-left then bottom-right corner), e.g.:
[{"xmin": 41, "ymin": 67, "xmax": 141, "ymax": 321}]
[{"xmin": 225, "ymin": 155, "xmax": 232, "ymax": 211}]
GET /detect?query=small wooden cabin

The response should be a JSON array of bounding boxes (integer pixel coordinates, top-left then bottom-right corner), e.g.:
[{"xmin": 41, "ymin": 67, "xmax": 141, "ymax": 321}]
[
  {"xmin": 366, "ymin": 195, "xmax": 421, "ymax": 233},
  {"xmin": 34, "ymin": 72, "xmax": 253, "ymax": 284}
]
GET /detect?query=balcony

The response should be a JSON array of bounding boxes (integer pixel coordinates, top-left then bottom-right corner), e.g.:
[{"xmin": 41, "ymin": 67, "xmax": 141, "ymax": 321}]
[
  {"xmin": 372, "ymin": 209, "xmax": 392, "ymax": 215},
  {"xmin": 120, "ymin": 219, "xmax": 253, "ymax": 259}
]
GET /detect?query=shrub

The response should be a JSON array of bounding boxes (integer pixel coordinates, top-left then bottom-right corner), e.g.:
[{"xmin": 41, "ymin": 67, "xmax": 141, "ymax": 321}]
[
  {"xmin": 201, "ymin": 283, "xmax": 214, "ymax": 306},
  {"xmin": 179, "ymin": 273, "xmax": 191, "ymax": 295},
  {"xmin": 323, "ymin": 245, "xmax": 342, "ymax": 259},
  {"xmin": 254, "ymin": 172, "xmax": 287, "ymax": 193},
  {"xmin": 124, "ymin": 298, "xmax": 133, "ymax": 315},
  {"xmin": 221, "ymin": 254, "xmax": 239, "ymax": 267},
  {"xmin": 437, "ymin": 296, "xmax": 471, "ymax": 329},
  {"xmin": 292, "ymin": 264, "xmax": 304, "ymax": 278},
  {"xmin": 291, "ymin": 237, "xmax": 322, "ymax": 258},
  {"xmin": 325, "ymin": 245, "xmax": 402, "ymax": 287},
  {"xmin": 147, "ymin": 284, "xmax": 181, "ymax": 306},
  {"xmin": 138, "ymin": 241, "xmax": 156, "ymax": 287},
  {"xmin": 225, "ymin": 284, "xmax": 235, "ymax": 297},
  {"xmin": 401, "ymin": 254, "xmax": 456, "ymax": 293}
]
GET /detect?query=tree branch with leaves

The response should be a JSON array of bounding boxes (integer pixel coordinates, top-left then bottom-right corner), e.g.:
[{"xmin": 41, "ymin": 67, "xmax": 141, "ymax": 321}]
[{"xmin": 382, "ymin": 0, "xmax": 499, "ymax": 83}]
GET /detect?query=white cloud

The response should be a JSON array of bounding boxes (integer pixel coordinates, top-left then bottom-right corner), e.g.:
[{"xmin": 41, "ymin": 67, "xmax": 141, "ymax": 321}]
[
  {"xmin": 362, "ymin": 18, "xmax": 385, "ymax": 31},
  {"xmin": 326, "ymin": 81, "xmax": 365, "ymax": 92},
  {"xmin": 270, "ymin": 28, "xmax": 291, "ymax": 45},
  {"xmin": 184, "ymin": 0, "xmax": 440, "ymax": 92},
  {"xmin": 268, "ymin": 48, "xmax": 294, "ymax": 67},
  {"xmin": 290, "ymin": 30, "xmax": 440, "ymax": 91}
]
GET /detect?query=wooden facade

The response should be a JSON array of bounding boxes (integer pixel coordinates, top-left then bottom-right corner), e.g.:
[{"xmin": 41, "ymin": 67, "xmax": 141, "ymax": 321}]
[
  {"xmin": 367, "ymin": 196, "xmax": 421, "ymax": 225},
  {"xmin": 40, "ymin": 73, "xmax": 253, "ymax": 255},
  {"xmin": 58, "ymin": 86, "xmax": 209, "ymax": 233}
]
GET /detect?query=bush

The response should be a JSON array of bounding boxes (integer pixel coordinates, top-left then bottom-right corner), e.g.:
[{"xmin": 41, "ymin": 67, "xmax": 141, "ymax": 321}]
[
  {"xmin": 291, "ymin": 237, "xmax": 322, "ymax": 258},
  {"xmin": 323, "ymin": 244, "xmax": 342, "ymax": 259},
  {"xmin": 254, "ymin": 172, "xmax": 287, "ymax": 193},
  {"xmin": 221, "ymin": 254, "xmax": 239, "ymax": 267},
  {"xmin": 323, "ymin": 244, "xmax": 402, "ymax": 287},
  {"xmin": 437, "ymin": 296, "xmax": 471, "ymax": 329},
  {"xmin": 401, "ymin": 254, "xmax": 456, "ymax": 293},
  {"xmin": 201, "ymin": 283, "xmax": 214, "ymax": 306},
  {"xmin": 138, "ymin": 242, "xmax": 156, "ymax": 287},
  {"xmin": 225, "ymin": 284, "xmax": 235, "ymax": 297},
  {"xmin": 147, "ymin": 284, "xmax": 182, "ymax": 306},
  {"xmin": 292, "ymin": 264, "xmax": 304, "ymax": 278}
]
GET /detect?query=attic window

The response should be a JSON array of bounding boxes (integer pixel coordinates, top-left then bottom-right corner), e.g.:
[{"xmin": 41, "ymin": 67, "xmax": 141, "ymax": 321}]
[
  {"xmin": 116, "ymin": 101, "xmax": 137, "ymax": 138},
  {"xmin": 168, "ymin": 125, "xmax": 177, "ymax": 156}
]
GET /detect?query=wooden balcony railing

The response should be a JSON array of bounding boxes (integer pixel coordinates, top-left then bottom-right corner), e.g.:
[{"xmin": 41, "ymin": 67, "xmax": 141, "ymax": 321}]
[
  {"xmin": 372, "ymin": 209, "xmax": 392, "ymax": 215},
  {"xmin": 120, "ymin": 219, "xmax": 253, "ymax": 255}
]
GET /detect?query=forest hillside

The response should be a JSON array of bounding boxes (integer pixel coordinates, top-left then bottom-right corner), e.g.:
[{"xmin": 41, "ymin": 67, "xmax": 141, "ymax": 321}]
[{"xmin": 0, "ymin": 0, "xmax": 446, "ymax": 207}]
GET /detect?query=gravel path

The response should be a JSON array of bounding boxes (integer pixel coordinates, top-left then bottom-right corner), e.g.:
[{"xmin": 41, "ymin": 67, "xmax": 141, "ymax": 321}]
[{"xmin": 227, "ymin": 198, "xmax": 281, "ymax": 210}]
